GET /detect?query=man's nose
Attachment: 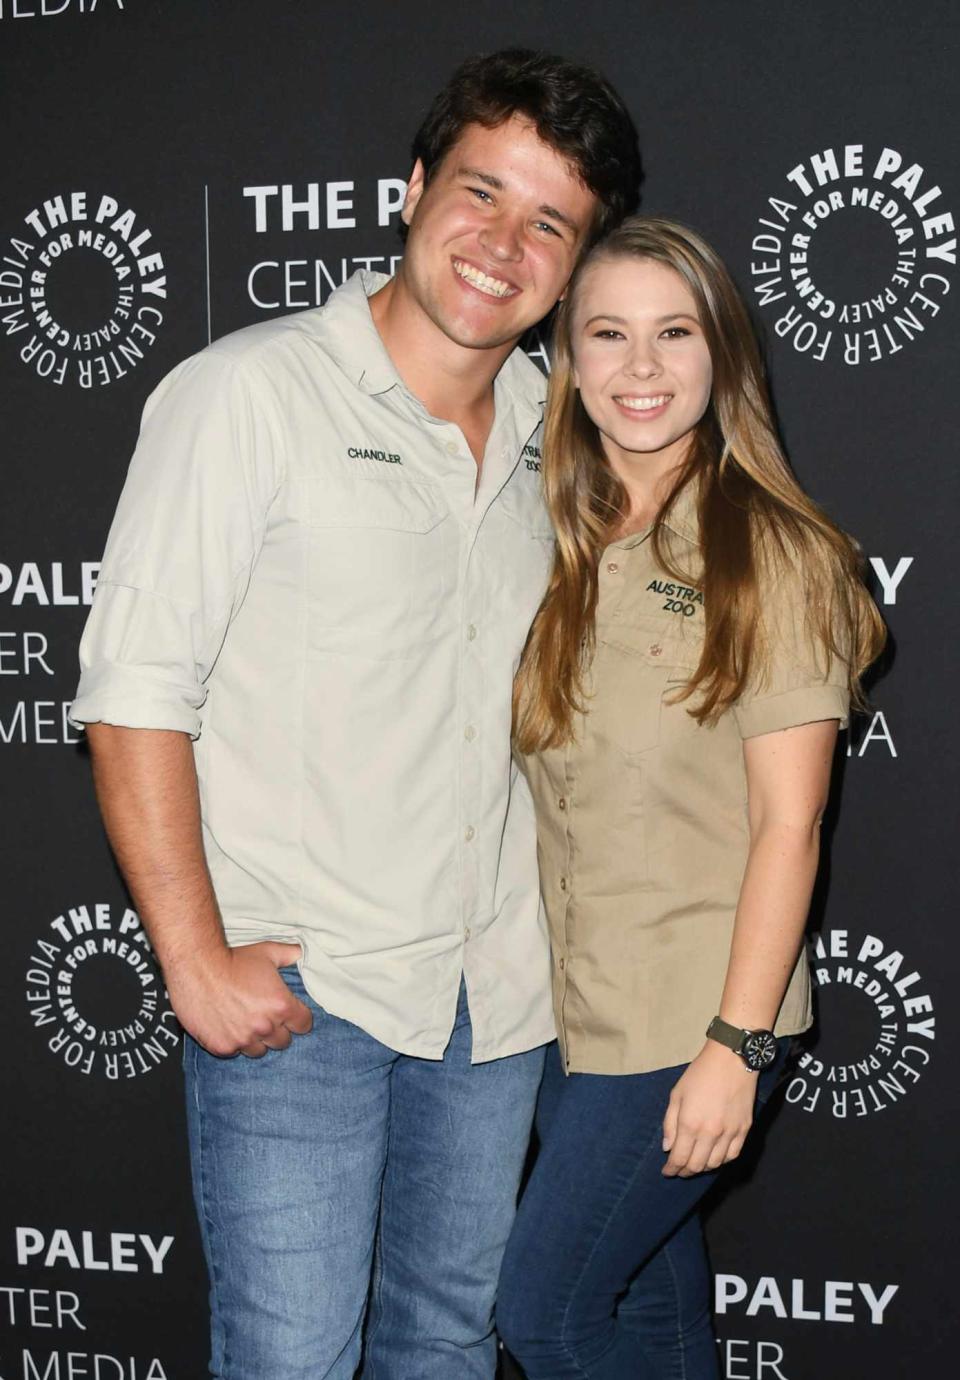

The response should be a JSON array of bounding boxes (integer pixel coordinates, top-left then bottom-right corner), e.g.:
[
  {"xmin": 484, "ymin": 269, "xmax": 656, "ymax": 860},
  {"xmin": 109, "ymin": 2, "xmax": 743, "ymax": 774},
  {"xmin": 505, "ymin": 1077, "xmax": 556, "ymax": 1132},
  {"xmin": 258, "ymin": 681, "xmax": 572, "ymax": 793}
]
[{"xmin": 478, "ymin": 212, "xmax": 524, "ymax": 263}]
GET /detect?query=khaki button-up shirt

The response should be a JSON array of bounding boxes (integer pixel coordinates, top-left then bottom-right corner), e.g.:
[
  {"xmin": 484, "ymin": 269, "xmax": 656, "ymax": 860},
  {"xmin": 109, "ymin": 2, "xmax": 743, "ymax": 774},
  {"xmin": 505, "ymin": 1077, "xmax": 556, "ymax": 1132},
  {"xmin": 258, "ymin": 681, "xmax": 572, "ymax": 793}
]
[
  {"xmin": 523, "ymin": 487, "xmax": 850, "ymax": 1075},
  {"xmin": 71, "ymin": 271, "xmax": 558, "ymax": 1063}
]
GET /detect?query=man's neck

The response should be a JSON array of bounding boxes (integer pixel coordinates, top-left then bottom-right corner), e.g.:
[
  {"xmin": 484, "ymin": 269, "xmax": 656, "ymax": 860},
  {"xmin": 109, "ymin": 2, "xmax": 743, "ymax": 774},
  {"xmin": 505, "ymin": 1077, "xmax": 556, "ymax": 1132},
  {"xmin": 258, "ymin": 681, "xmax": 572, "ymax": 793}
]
[{"xmin": 368, "ymin": 275, "xmax": 517, "ymax": 464}]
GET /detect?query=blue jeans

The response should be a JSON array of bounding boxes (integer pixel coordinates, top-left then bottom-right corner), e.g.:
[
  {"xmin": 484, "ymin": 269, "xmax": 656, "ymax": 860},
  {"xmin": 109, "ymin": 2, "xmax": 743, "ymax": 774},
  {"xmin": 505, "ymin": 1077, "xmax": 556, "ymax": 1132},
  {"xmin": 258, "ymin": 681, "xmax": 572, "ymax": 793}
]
[
  {"xmin": 497, "ymin": 1040, "xmax": 789, "ymax": 1379},
  {"xmin": 184, "ymin": 969, "xmax": 545, "ymax": 1379}
]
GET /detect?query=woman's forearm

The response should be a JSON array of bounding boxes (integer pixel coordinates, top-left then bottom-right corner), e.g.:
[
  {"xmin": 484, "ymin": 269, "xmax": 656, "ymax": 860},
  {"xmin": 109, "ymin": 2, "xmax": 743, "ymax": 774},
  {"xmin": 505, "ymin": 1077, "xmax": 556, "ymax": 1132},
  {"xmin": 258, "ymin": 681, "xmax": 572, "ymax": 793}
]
[
  {"xmin": 716, "ymin": 719, "xmax": 838, "ymax": 1032},
  {"xmin": 718, "ymin": 820, "xmax": 821, "ymax": 1030}
]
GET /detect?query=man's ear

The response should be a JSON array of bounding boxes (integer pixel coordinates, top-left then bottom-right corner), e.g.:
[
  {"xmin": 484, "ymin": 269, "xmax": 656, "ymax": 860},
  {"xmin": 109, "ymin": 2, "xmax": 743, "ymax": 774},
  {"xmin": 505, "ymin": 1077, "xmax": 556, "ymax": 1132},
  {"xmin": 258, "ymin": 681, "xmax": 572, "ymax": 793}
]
[{"xmin": 401, "ymin": 159, "xmax": 427, "ymax": 227}]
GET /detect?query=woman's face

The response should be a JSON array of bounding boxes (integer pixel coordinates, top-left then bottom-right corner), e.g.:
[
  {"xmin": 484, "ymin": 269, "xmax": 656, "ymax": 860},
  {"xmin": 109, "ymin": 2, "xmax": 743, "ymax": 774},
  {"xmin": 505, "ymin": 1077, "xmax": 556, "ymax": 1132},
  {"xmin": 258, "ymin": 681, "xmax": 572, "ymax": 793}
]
[{"xmin": 571, "ymin": 255, "xmax": 713, "ymax": 485}]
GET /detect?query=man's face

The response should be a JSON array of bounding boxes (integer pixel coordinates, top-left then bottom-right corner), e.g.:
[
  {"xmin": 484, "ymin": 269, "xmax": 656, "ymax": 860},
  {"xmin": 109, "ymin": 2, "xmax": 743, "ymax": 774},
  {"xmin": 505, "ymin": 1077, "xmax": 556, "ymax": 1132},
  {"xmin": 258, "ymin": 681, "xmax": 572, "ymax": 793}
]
[{"xmin": 399, "ymin": 115, "xmax": 598, "ymax": 353}]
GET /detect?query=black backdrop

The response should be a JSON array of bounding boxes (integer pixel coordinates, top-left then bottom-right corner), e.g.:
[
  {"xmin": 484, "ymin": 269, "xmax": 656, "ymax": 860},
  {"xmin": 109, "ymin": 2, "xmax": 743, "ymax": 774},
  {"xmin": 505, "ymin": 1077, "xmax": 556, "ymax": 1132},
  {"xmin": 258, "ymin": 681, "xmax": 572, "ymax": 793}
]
[{"xmin": 3, "ymin": 3, "xmax": 958, "ymax": 1377}]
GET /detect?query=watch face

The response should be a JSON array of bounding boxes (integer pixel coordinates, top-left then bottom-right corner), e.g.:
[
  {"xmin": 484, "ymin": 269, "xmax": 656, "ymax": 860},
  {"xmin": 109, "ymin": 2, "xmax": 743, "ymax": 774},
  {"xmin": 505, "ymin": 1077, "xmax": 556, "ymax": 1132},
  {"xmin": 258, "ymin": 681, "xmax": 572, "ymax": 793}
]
[{"xmin": 742, "ymin": 1030, "xmax": 778, "ymax": 1072}]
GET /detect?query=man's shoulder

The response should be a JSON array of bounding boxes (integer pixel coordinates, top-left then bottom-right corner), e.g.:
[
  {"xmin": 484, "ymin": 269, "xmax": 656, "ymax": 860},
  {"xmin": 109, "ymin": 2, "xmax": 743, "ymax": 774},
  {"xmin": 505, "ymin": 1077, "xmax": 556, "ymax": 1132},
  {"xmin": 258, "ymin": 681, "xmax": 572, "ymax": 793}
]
[{"xmin": 204, "ymin": 306, "xmax": 330, "ymax": 372}]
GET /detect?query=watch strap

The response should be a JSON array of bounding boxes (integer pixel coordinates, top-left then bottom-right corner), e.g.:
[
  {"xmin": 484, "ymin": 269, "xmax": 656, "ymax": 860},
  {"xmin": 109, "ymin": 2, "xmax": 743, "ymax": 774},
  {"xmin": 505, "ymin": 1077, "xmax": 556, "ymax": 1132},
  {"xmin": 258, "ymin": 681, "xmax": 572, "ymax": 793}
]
[{"xmin": 705, "ymin": 1014, "xmax": 747, "ymax": 1054}]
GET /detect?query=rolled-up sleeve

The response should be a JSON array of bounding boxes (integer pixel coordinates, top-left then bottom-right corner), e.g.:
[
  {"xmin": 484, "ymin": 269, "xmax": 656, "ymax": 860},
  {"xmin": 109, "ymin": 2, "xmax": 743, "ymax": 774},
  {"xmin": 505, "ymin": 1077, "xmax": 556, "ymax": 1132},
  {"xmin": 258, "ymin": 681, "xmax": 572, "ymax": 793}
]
[
  {"xmin": 70, "ymin": 348, "xmax": 283, "ymax": 738},
  {"xmin": 733, "ymin": 557, "xmax": 851, "ymax": 740}
]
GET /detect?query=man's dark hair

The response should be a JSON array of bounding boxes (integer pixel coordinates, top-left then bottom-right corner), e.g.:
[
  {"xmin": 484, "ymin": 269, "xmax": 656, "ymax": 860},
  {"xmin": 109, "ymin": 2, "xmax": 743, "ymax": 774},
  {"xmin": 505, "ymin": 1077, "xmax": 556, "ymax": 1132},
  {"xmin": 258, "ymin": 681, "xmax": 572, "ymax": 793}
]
[{"xmin": 410, "ymin": 49, "xmax": 642, "ymax": 241}]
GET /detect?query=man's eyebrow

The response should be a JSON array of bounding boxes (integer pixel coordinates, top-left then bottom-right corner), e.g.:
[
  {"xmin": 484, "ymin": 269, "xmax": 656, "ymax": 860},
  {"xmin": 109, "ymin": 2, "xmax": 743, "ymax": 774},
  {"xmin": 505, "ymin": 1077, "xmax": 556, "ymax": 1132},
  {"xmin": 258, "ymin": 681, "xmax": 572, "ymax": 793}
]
[
  {"xmin": 537, "ymin": 202, "xmax": 580, "ymax": 234},
  {"xmin": 457, "ymin": 166, "xmax": 505, "ymax": 190},
  {"xmin": 456, "ymin": 167, "xmax": 580, "ymax": 234}
]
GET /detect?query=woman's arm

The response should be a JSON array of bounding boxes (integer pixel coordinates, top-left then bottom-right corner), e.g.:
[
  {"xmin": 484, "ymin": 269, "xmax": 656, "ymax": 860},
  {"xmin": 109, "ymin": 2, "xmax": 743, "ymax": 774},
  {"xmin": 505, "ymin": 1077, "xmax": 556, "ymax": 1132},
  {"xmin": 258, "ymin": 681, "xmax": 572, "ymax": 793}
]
[{"xmin": 661, "ymin": 718, "xmax": 838, "ymax": 1177}]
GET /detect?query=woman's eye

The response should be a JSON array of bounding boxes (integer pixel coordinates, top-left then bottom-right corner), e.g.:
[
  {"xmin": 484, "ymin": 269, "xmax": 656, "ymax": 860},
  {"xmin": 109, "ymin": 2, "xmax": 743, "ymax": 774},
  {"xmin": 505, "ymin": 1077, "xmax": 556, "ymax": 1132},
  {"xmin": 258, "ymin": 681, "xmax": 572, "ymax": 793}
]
[
  {"xmin": 593, "ymin": 329, "xmax": 624, "ymax": 340},
  {"xmin": 661, "ymin": 326, "xmax": 691, "ymax": 339}
]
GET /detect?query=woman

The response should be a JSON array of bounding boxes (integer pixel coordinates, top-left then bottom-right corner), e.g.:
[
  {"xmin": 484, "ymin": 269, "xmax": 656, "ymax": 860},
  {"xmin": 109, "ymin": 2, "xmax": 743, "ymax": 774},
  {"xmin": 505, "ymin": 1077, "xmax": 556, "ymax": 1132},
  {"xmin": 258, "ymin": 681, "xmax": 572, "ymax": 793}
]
[{"xmin": 497, "ymin": 217, "xmax": 885, "ymax": 1378}]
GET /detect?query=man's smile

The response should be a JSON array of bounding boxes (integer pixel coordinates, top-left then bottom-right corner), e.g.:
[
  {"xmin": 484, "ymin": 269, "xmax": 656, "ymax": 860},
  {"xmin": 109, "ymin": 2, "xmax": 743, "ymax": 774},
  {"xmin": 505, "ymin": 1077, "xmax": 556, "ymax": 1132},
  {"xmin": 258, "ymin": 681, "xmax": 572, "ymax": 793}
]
[{"xmin": 452, "ymin": 257, "xmax": 519, "ymax": 300}]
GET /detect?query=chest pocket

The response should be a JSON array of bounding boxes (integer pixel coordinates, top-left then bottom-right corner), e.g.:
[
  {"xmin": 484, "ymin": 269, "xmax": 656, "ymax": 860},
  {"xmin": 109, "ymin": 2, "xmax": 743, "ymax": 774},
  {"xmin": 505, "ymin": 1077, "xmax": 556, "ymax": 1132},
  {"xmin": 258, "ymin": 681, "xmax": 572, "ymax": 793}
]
[
  {"xmin": 305, "ymin": 475, "xmax": 452, "ymax": 660},
  {"xmin": 489, "ymin": 473, "xmax": 556, "ymax": 643},
  {"xmin": 592, "ymin": 617, "xmax": 701, "ymax": 756}
]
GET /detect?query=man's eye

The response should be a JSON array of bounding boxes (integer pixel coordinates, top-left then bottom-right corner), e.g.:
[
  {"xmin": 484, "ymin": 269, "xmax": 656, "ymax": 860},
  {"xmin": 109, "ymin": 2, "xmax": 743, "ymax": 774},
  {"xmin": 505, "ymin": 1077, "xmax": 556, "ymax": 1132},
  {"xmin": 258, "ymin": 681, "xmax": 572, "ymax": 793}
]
[
  {"xmin": 534, "ymin": 221, "xmax": 561, "ymax": 237},
  {"xmin": 470, "ymin": 187, "xmax": 493, "ymax": 203}
]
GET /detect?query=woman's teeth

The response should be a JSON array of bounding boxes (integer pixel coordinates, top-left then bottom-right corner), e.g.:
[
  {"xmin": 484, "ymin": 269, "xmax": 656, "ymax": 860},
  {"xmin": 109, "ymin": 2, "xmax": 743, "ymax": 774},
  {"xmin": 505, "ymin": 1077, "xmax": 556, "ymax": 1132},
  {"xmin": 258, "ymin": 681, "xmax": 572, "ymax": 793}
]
[{"xmin": 615, "ymin": 395, "xmax": 671, "ymax": 411}]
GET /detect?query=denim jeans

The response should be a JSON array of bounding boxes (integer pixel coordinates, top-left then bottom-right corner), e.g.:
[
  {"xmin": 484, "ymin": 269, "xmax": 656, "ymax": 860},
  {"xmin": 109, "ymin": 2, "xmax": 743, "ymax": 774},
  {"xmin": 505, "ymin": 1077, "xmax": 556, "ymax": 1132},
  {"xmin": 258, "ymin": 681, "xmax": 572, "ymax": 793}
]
[
  {"xmin": 184, "ymin": 969, "xmax": 545, "ymax": 1380},
  {"xmin": 497, "ymin": 1039, "xmax": 789, "ymax": 1379}
]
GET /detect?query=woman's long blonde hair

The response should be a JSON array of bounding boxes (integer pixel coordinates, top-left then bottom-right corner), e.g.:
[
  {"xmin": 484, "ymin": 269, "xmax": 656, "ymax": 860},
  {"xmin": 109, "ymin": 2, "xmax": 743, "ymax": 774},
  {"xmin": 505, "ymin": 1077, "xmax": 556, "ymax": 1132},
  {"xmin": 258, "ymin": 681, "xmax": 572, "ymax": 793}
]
[{"xmin": 513, "ymin": 216, "xmax": 886, "ymax": 752}]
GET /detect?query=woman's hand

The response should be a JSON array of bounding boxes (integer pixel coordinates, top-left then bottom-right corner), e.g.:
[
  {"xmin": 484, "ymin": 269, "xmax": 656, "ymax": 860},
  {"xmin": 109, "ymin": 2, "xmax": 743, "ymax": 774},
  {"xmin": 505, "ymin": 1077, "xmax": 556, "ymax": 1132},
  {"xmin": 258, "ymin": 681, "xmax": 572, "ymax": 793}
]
[{"xmin": 661, "ymin": 1041, "xmax": 759, "ymax": 1177}]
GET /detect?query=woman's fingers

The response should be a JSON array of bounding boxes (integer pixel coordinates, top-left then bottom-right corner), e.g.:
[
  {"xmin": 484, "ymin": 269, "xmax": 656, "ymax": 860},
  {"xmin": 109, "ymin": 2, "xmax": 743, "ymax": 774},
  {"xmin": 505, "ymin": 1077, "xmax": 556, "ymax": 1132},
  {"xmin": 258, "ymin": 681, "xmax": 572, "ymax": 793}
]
[
  {"xmin": 662, "ymin": 1126, "xmax": 698, "ymax": 1176},
  {"xmin": 662, "ymin": 1095, "xmax": 680, "ymax": 1151}
]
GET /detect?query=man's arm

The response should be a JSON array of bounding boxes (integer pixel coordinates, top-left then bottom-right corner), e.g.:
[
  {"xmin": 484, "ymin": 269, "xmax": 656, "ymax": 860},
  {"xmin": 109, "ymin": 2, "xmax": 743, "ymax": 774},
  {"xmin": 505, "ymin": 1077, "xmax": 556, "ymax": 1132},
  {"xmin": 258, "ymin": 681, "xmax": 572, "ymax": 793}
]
[{"xmin": 87, "ymin": 723, "xmax": 311, "ymax": 1058}]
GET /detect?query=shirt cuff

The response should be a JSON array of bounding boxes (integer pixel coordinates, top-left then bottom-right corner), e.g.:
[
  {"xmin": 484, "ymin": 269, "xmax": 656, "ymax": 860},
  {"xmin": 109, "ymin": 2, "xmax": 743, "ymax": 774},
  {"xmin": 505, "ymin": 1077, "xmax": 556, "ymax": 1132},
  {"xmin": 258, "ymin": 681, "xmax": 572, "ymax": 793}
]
[
  {"xmin": 734, "ymin": 683, "xmax": 849, "ymax": 739},
  {"xmin": 70, "ymin": 664, "xmax": 205, "ymax": 738}
]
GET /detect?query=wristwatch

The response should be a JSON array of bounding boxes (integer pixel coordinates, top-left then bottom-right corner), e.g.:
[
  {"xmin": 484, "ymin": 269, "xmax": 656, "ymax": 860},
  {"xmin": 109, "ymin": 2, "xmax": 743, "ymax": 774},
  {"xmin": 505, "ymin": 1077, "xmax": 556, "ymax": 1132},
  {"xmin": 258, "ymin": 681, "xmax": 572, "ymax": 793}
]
[{"xmin": 706, "ymin": 1016, "xmax": 778, "ymax": 1072}]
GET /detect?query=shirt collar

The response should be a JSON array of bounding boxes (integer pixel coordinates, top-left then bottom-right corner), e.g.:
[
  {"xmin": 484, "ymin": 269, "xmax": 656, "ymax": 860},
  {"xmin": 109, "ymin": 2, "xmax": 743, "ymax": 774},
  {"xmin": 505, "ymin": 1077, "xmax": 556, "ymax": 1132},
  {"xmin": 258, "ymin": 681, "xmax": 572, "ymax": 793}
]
[
  {"xmin": 661, "ymin": 479, "xmax": 701, "ymax": 545},
  {"xmin": 311, "ymin": 270, "xmax": 546, "ymax": 433}
]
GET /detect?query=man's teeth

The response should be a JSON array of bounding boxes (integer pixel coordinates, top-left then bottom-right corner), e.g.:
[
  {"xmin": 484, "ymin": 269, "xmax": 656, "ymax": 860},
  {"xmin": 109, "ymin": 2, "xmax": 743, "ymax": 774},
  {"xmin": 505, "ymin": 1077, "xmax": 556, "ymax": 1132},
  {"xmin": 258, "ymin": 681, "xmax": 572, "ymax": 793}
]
[
  {"xmin": 616, "ymin": 395, "xmax": 671, "ymax": 411},
  {"xmin": 453, "ymin": 259, "xmax": 513, "ymax": 298}
]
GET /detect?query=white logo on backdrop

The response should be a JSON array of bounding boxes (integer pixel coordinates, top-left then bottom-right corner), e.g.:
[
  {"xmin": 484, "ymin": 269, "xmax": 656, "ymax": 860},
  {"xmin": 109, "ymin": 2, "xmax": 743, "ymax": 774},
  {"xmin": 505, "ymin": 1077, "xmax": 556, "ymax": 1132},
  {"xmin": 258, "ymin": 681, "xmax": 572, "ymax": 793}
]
[
  {"xmin": 4, "ymin": 1225, "xmax": 173, "ymax": 1378},
  {"xmin": 716, "ymin": 1274, "xmax": 898, "ymax": 1325},
  {"xmin": 715, "ymin": 1273, "xmax": 898, "ymax": 1379},
  {"xmin": 242, "ymin": 179, "xmax": 406, "ymax": 312},
  {"xmin": 750, "ymin": 144, "xmax": 954, "ymax": 363},
  {"xmin": 0, "ymin": 1, "xmax": 125, "ymax": 17},
  {"xmin": 24, "ymin": 901, "xmax": 179, "ymax": 1078},
  {"xmin": 1, "ymin": 192, "xmax": 165, "ymax": 387},
  {"xmin": 785, "ymin": 928, "xmax": 935, "ymax": 1118},
  {"xmin": 16, "ymin": 1227, "xmax": 173, "ymax": 1275}
]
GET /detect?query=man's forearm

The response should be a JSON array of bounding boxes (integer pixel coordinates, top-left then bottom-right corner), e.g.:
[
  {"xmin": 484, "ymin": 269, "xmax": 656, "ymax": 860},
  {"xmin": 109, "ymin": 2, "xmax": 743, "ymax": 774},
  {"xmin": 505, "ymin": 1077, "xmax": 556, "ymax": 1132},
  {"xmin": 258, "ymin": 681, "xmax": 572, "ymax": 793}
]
[
  {"xmin": 85, "ymin": 723, "xmax": 227, "ymax": 976},
  {"xmin": 85, "ymin": 722, "xmax": 310, "ymax": 1057}
]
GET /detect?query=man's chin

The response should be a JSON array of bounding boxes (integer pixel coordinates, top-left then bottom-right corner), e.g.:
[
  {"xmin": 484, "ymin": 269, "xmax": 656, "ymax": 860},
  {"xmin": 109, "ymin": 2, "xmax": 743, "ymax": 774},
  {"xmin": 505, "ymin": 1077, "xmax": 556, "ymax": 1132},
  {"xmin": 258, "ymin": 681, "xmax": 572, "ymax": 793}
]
[{"xmin": 443, "ymin": 316, "xmax": 530, "ymax": 353}]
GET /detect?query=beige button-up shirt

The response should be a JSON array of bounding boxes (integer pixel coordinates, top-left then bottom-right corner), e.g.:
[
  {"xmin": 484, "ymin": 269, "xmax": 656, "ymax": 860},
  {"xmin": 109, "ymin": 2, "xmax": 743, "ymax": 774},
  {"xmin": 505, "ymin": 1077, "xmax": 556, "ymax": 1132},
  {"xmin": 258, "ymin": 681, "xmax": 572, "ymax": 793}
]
[
  {"xmin": 71, "ymin": 271, "xmax": 558, "ymax": 1063},
  {"xmin": 522, "ymin": 486, "xmax": 850, "ymax": 1075}
]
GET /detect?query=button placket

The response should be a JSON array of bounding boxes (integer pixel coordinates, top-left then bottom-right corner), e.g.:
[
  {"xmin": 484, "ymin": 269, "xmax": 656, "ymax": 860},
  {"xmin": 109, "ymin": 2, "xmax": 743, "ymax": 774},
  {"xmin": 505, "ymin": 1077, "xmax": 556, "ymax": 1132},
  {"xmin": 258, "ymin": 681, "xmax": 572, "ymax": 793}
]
[{"xmin": 557, "ymin": 748, "xmax": 576, "ymax": 1010}]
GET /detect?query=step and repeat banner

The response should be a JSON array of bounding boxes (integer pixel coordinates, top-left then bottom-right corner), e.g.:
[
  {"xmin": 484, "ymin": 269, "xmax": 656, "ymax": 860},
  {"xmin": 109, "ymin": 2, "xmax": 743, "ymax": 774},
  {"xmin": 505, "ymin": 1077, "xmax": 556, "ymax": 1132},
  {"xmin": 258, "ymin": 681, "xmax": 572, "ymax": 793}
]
[{"xmin": 2, "ymin": 3, "xmax": 957, "ymax": 1378}]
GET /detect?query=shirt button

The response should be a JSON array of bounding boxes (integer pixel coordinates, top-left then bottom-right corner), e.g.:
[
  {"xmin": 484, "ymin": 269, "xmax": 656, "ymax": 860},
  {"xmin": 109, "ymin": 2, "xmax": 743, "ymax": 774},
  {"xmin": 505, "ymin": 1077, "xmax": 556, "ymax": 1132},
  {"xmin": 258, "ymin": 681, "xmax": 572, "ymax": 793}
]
[
  {"xmin": 558, "ymin": 956, "xmax": 565, "ymax": 970},
  {"xmin": 464, "ymin": 825, "xmax": 476, "ymax": 842},
  {"xmin": 445, "ymin": 440, "xmax": 459, "ymax": 456},
  {"xmin": 649, "ymin": 643, "xmax": 663, "ymax": 657},
  {"xmin": 467, "ymin": 624, "xmax": 478, "ymax": 641},
  {"xmin": 559, "ymin": 876, "xmax": 567, "ymax": 891},
  {"xmin": 558, "ymin": 797, "xmax": 567, "ymax": 811},
  {"xmin": 607, "ymin": 561, "xmax": 619, "ymax": 574},
  {"xmin": 464, "ymin": 927, "xmax": 471, "ymax": 941},
  {"xmin": 464, "ymin": 724, "xmax": 477, "ymax": 742}
]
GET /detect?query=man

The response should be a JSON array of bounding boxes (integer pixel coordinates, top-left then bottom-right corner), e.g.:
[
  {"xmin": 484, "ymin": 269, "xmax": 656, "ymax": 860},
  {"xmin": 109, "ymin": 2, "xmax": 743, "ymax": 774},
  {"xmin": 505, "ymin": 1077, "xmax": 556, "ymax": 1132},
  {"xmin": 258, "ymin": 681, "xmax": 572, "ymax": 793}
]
[{"xmin": 71, "ymin": 49, "xmax": 641, "ymax": 1380}]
